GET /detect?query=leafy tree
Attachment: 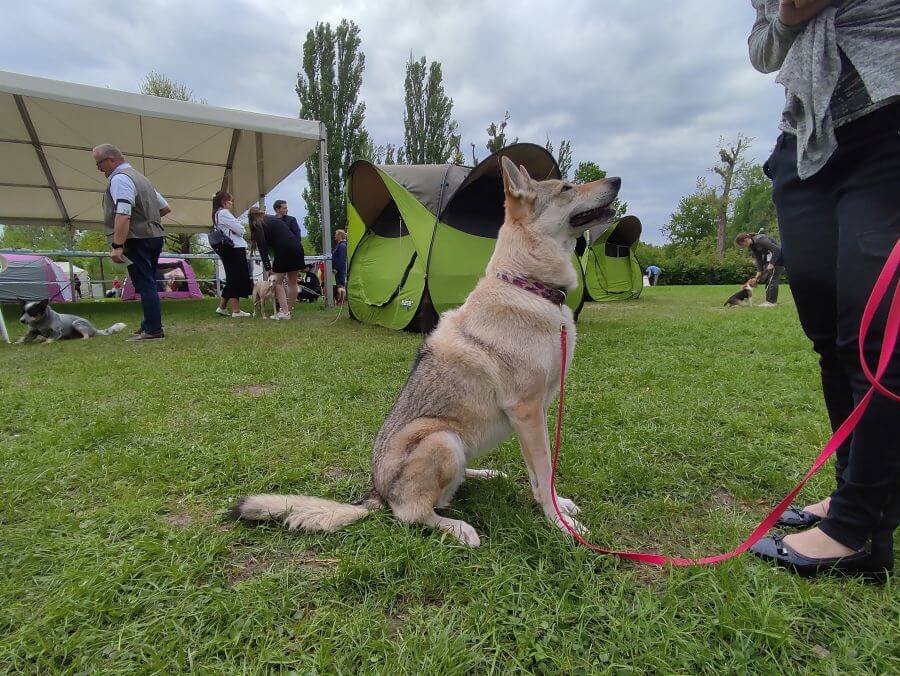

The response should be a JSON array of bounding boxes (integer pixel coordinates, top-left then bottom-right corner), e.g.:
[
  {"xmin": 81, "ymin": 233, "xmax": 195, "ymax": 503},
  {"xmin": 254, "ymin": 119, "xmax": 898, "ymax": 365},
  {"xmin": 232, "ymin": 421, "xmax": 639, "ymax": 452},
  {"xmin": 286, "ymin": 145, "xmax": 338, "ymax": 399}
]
[
  {"xmin": 730, "ymin": 163, "xmax": 777, "ymax": 241},
  {"xmin": 544, "ymin": 138, "xmax": 573, "ymax": 179},
  {"xmin": 573, "ymin": 161, "xmax": 605, "ymax": 184},
  {"xmin": 139, "ymin": 71, "xmax": 206, "ymax": 104},
  {"xmin": 662, "ymin": 178, "xmax": 719, "ymax": 247},
  {"xmin": 401, "ymin": 55, "xmax": 460, "ymax": 164},
  {"xmin": 296, "ymin": 19, "xmax": 368, "ymax": 253},
  {"xmin": 0, "ymin": 225, "xmax": 69, "ymax": 250},
  {"xmin": 712, "ymin": 134, "xmax": 752, "ymax": 261},
  {"xmin": 483, "ymin": 111, "xmax": 518, "ymax": 160},
  {"xmin": 572, "ymin": 161, "xmax": 628, "ymax": 220},
  {"xmin": 450, "ymin": 142, "xmax": 465, "ymax": 166}
]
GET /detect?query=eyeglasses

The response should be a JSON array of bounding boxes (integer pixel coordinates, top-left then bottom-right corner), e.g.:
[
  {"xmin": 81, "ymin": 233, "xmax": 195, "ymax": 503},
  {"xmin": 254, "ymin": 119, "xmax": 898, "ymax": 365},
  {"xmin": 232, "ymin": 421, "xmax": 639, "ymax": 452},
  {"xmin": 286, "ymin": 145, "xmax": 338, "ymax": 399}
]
[{"xmin": 95, "ymin": 158, "xmax": 108, "ymax": 169}]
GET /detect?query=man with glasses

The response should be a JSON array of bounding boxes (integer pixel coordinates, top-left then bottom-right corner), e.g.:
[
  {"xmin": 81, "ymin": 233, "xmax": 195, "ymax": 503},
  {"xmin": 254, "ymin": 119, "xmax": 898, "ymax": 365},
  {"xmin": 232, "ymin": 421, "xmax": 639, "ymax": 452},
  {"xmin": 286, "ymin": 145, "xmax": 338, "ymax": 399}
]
[{"xmin": 93, "ymin": 143, "xmax": 171, "ymax": 341}]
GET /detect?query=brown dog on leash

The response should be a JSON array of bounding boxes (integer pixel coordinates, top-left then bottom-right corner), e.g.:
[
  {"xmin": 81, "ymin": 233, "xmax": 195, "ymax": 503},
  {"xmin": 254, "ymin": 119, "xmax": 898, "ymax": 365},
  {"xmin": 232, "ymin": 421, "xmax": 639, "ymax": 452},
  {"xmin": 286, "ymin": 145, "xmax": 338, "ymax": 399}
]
[{"xmin": 251, "ymin": 279, "xmax": 276, "ymax": 319}]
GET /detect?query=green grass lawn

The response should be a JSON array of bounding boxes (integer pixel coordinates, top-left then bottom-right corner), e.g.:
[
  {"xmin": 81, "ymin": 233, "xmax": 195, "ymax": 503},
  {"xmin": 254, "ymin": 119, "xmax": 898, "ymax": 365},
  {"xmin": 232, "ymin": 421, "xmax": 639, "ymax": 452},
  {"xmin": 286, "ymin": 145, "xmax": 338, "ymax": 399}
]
[{"xmin": 1, "ymin": 288, "xmax": 897, "ymax": 674}]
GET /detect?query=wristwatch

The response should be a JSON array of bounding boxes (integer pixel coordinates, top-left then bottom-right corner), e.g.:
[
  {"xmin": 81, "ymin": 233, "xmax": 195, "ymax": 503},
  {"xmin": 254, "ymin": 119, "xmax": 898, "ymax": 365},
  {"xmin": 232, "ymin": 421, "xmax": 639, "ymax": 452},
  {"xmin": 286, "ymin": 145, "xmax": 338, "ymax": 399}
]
[{"xmin": 111, "ymin": 242, "xmax": 124, "ymax": 250}]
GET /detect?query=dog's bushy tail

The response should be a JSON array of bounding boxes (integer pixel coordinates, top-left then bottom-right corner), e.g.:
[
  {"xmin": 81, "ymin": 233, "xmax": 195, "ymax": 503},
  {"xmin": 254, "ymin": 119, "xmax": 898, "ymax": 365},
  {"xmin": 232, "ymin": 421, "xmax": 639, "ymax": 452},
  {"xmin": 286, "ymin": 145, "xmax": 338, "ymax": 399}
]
[
  {"xmin": 98, "ymin": 322, "xmax": 127, "ymax": 336},
  {"xmin": 229, "ymin": 489, "xmax": 384, "ymax": 532}
]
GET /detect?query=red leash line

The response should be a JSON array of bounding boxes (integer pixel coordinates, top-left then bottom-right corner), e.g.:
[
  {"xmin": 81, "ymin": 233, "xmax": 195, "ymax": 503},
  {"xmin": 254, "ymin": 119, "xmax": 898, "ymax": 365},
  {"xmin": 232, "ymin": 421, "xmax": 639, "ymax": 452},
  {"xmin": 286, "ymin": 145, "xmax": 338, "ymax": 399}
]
[{"xmin": 550, "ymin": 240, "xmax": 900, "ymax": 566}]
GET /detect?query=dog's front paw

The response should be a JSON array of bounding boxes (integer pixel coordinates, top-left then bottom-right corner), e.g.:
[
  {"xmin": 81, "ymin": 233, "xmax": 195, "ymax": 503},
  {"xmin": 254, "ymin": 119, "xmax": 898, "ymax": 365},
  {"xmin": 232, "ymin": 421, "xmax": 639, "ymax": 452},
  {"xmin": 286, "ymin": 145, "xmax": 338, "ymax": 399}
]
[
  {"xmin": 550, "ymin": 511, "xmax": 588, "ymax": 537},
  {"xmin": 453, "ymin": 521, "xmax": 482, "ymax": 548},
  {"xmin": 555, "ymin": 496, "xmax": 581, "ymax": 516}
]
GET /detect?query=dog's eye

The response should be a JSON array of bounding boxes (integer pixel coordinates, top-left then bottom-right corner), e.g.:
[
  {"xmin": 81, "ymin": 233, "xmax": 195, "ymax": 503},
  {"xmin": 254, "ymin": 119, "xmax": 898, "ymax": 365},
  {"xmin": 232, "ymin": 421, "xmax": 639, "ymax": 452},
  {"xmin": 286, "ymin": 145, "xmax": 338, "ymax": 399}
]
[{"xmin": 560, "ymin": 184, "xmax": 573, "ymax": 193}]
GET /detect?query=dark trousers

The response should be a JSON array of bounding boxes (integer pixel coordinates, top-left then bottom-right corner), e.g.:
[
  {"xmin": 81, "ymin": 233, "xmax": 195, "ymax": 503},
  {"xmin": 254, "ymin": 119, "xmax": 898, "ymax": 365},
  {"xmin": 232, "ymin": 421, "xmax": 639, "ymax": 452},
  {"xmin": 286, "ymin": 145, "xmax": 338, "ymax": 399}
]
[
  {"xmin": 766, "ymin": 102, "xmax": 900, "ymax": 550},
  {"xmin": 124, "ymin": 236, "xmax": 164, "ymax": 334},
  {"xmin": 762, "ymin": 266, "xmax": 783, "ymax": 303}
]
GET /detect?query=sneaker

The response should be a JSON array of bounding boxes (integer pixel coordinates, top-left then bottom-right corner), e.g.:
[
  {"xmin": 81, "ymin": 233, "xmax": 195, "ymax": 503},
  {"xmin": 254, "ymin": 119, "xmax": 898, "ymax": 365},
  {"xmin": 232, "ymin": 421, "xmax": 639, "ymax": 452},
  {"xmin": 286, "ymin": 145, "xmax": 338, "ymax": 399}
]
[
  {"xmin": 758, "ymin": 302, "xmax": 776, "ymax": 308},
  {"xmin": 231, "ymin": 311, "xmax": 250, "ymax": 318},
  {"xmin": 215, "ymin": 307, "xmax": 229, "ymax": 316},
  {"xmin": 274, "ymin": 311, "xmax": 292, "ymax": 320},
  {"xmin": 127, "ymin": 330, "xmax": 165, "ymax": 341}
]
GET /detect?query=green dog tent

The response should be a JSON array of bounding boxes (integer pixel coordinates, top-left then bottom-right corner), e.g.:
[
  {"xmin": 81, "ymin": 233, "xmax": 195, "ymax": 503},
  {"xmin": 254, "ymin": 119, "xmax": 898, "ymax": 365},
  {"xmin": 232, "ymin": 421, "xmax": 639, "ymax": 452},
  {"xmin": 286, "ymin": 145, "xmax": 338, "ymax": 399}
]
[
  {"xmin": 581, "ymin": 215, "xmax": 643, "ymax": 302},
  {"xmin": 346, "ymin": 144, "xmax": 586, "ymax": 332}
]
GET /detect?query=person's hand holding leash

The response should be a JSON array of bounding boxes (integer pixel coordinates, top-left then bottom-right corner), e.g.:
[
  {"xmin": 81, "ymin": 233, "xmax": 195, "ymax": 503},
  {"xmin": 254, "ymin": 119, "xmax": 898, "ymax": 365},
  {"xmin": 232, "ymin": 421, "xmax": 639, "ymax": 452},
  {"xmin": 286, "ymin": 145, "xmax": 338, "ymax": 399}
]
[
  {"xmin": 779, "ymin": 0, "xmax": 831, "ymax": 26},
  {"xmin": 109, "ymin": 245, "xmax": 126, "ymax": 265}
]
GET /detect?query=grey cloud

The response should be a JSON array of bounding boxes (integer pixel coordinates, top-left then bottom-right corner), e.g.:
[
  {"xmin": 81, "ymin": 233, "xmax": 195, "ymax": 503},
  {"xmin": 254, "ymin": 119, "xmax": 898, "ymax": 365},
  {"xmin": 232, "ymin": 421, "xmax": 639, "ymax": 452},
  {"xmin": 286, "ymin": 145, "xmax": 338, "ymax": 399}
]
[{"xmin": 1, "ymin": 0, "xmax": 787, "ymax": 243}]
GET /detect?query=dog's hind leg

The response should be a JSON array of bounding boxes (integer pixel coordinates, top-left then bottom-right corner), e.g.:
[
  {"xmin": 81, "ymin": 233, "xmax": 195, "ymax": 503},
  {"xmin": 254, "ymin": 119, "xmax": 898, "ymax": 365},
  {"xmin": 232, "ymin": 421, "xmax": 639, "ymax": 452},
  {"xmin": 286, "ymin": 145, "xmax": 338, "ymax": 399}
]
[
  {"xmin": 385, "ymin": 429, "xmax": 479, "ymax": 546},
  {"xmin": 465, "ymin": 468, "xmax": 508, "ymax": 480}
]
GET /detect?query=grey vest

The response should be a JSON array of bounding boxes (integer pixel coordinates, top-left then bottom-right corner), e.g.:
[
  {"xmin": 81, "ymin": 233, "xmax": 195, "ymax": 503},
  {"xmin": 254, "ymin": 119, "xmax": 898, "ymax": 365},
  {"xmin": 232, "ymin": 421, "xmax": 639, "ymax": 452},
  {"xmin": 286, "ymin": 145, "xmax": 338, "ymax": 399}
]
[{"xmin": 103, "ymin": 166, "xmax": 165, "ymax": 242}]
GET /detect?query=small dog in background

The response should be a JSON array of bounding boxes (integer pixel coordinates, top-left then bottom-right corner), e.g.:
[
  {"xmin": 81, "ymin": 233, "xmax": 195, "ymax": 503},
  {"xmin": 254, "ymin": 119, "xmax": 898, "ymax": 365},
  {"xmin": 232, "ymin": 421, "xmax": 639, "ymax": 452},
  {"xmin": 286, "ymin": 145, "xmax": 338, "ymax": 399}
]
[
  {"xmin": 724, "ymin": 277, "xmax": 758, "ymax": 307},
  {"xmin": 17, "ymin": 299, "xmax": 126, "ymax": 343},
  {"xmin": 251, "ymin": 279, "xmax": 276, "ymax": 318}
]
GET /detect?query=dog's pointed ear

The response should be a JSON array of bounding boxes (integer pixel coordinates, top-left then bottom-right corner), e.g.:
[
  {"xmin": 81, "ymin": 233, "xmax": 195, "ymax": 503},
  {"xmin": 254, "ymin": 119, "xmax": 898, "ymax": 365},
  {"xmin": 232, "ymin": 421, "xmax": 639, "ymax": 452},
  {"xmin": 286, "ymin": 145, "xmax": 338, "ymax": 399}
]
[
  {"xmin": 37, "ymin": 298, "xmax": 49, "ymax": 310},
  {"xmin": 500, "ymin": 155, "xmax": 534, "ymax": 202}
]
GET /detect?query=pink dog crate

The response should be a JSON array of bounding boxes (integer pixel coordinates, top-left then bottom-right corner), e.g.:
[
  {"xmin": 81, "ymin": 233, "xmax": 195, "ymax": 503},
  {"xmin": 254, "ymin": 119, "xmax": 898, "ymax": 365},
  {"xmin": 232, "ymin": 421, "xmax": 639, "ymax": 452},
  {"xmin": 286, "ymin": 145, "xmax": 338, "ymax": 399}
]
[{"xmin": 121, "ymin": 258, "xmax": 203, "ymax": 300}]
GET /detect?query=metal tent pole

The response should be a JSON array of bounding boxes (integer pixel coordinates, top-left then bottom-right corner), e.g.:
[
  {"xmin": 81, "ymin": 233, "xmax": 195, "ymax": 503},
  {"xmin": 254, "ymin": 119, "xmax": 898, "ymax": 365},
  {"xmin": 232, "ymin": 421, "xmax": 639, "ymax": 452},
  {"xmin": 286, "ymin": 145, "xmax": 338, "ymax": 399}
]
[
  {"xmin": 66, "ymin": 227, "xmax": 76, "ymax": 301},
  {"xmin": 256, "ymin": 132, "xmax": 266, "ymax": 212},
  {"xmin": 319, "ymin": 123, "xmax": 334, "ymax": 309},
  {"xmin": 0, "ymin": 308, "xmax": 8, "ymax": 344}
]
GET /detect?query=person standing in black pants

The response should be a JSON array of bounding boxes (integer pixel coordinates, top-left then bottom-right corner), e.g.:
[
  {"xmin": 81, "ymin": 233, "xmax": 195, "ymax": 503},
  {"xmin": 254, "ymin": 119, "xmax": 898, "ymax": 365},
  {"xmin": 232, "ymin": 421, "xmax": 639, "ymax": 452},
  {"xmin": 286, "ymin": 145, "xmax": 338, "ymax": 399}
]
[
  {"xmin": 211, "ymin": 191, "xmax": 252, "ymax": 318},
  {"xmin": 747, "ymin": 0, "xmax": 899, "ymax": 580}
]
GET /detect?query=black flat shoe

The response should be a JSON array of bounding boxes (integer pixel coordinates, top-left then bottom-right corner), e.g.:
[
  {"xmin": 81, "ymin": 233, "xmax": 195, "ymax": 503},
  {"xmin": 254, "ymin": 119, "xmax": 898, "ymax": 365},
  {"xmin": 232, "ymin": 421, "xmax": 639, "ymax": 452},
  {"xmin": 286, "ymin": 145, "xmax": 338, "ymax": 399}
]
[
  {"xmin": 775, "ymin": 505, "xmax": 823, "ymax": 528},
  {"xmin": 750, "ymin": 533, "xmax": 891, "ymax": 583}
]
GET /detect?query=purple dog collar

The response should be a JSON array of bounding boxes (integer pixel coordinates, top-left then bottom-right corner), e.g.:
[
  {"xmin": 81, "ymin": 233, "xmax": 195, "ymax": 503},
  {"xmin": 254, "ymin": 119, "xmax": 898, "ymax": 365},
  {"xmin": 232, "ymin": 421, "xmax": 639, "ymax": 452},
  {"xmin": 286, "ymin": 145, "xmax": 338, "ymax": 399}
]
[{"xmin": 496, "ymin": 271, "xmax": 567, "ymax": 306}]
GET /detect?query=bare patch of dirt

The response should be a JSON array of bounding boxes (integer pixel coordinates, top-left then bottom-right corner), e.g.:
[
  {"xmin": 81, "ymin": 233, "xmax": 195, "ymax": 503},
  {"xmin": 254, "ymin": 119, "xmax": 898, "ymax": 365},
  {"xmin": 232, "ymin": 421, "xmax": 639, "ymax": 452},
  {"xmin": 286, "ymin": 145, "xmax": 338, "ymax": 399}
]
[
  {"xmin": 324, "ymin": 466, "xmax": 351, "ymax": 481},
  {"xmin": 226, "ymin": 549, "xmax": 339, "ymax": 586},
  {"xmin": 231, "ymin": 384, "xmax": 274, "ymax": 396},
  {"xmin": 706, "ymin": 488, "xmax": 763, "ymax": 512},
  {"xmin": 164, "ymin": 508, "xmax": 216, "ymax": 528},
  {"xmin": 165, "ymin": 511, "xmax": 196, "ymax": 527}
]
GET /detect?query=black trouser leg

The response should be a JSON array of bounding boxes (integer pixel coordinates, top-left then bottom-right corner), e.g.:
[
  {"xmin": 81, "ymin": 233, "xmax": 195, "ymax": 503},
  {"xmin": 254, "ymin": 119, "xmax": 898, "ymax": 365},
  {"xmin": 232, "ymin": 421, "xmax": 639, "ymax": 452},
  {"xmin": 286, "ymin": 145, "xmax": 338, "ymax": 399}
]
[
  {"xmin": 769, "ymin": 103, "xmax": 900, "ymax": 550},
  {"xmin": 765, "ymin": 266, "xmax": 782, "ymax": 304},
  {"xmin": 769, "ymin": 134, "xmax": 852, "ymax": 493}
]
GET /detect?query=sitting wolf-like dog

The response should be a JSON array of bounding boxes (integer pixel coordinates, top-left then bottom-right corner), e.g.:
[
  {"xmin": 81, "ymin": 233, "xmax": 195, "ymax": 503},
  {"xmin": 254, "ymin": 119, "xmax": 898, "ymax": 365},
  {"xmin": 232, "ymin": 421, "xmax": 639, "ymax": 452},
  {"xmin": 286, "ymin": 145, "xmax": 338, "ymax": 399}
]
[
  {"xmin": 231, "ymin": 156, "xmax": 621, "ymax": 547},
  {"xmin": 17, "ymin": 299, "xmax": 126, "ymax": 343}
]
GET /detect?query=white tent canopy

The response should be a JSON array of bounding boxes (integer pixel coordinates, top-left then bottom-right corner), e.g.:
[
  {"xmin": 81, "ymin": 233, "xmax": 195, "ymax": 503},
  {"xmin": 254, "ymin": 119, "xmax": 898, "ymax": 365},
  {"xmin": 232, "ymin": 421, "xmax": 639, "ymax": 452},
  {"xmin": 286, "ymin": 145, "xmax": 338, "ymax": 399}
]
[{"xmin": 0, "ymin": 70, "xmax": 324, "ymax": 234}]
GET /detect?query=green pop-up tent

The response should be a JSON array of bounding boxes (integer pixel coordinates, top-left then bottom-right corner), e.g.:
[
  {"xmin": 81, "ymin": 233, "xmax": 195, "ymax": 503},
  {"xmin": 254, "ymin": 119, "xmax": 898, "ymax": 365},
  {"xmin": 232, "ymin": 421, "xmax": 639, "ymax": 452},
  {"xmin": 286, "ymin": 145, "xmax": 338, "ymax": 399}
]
[
  {"xmin": 581, "ymin": 215, "xmax": 643, "ymax": 302},
  {"xmin": 346, "ymin": 144, "xmax": 586, "ymax": 332}
]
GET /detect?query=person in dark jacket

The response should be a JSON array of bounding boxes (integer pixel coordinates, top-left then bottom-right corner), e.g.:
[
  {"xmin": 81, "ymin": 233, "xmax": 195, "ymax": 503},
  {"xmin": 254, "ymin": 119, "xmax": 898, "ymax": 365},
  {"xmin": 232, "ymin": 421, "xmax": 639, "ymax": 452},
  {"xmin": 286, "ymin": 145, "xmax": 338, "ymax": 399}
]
[
  {"xmin": 332, "ymin": 229, "xmax": 348, "ymax": 304},
  {"xmin": 735, "ymin": 232, "xmax": 783, "ymax": 305},
  {"xmin": 248, "ymin": 207, "xmax": 305, "ymax": 320},
  {"xmin": 297, "ymin": 263, "xmax": 322, "ymax": 302}
]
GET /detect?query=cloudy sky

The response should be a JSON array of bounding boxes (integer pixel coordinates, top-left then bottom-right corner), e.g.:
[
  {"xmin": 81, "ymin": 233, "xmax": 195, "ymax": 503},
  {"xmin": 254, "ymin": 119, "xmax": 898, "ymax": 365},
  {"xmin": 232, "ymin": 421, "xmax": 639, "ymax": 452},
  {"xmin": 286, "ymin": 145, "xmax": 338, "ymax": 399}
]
[{"xmin": 0, "ymin": 0, "xmax": 785, "ymax": 244}]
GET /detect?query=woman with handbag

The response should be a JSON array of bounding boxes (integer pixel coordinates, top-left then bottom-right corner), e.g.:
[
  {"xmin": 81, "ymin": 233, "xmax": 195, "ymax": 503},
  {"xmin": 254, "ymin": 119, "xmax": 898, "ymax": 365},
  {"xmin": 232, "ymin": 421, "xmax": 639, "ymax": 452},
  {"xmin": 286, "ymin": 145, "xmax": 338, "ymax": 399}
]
[{"xmin": 211, "ymin": 190, "xmax": 252, "ymax": 317}]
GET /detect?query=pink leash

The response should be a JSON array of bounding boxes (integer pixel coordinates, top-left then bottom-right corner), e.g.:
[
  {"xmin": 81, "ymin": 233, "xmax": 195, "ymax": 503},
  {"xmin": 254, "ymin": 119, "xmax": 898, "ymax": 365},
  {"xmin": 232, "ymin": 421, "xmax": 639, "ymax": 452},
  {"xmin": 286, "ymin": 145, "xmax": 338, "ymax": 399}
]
[{"xmin": 549, "ymin": 240, "xmax": 900, "ymax": 565}]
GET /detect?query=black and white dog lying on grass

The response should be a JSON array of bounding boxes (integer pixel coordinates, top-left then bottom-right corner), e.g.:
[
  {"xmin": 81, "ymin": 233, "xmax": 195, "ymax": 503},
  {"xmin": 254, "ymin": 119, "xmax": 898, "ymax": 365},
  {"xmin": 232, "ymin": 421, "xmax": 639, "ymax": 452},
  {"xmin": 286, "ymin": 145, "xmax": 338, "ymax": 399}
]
[{"xmin": 16, "ymin": 299, "xmax": 126, "ymax": 344}]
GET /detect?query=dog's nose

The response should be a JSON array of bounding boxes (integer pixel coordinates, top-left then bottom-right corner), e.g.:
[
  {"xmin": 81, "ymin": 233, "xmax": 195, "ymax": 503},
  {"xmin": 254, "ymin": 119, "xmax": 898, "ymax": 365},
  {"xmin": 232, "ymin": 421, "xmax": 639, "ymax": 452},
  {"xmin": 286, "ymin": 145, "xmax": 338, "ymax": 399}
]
[{"xmin": 607, "ymin": 177, "xmax": 621, "ymax": 190}]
